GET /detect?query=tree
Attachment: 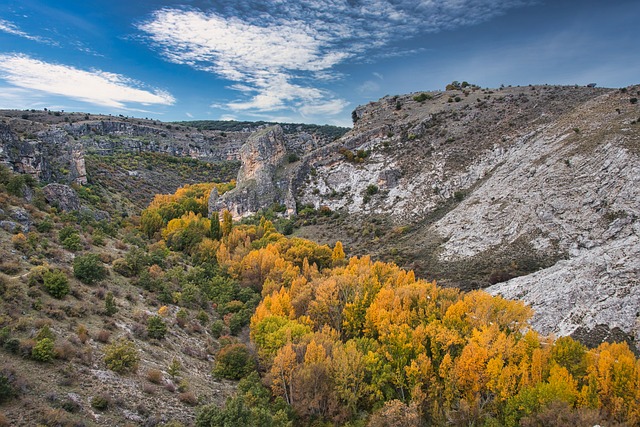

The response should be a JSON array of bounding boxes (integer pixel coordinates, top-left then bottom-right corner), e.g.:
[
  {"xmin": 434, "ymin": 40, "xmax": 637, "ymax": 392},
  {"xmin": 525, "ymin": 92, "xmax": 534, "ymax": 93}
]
[
  {"xmin": 42, "ymin": 269, "xmax": 70, "ymax": 298},
  {"xmin": 270, "ymin": 343, "xmax": 298, "ymax": 405},
  {"xmin": 141, "ymin": 209, "xmax": 164, "ymax": 238},
  {"xmin": 331, "ymin": 241, "xmax": 346, "ymax": 266},
  {"xmin": 104, "ymin": 338, "xmax": 139, "ymax": 374},
  {"xmin": 213, "ymin": 343, "xmax": 256, "ymax": 380},
  {"xmin": 32, "ymin": 337, "xmax": 55, "ymax": 362},
  {"xmin": 210, "ymin": 211, "xmax": 222, "ymax": 240},
  {"xmin": 221, "ymin": 209, "xmax": 233, "ymax": 237},
  {"xmin": 73, "ymin": 253, "xmax": 107, "ymax": 285},
  {"xmin": 147, "ymin": 315, "xmax": 167, "ymax": 339},
  {"xmin": 105, "ymin": 292, "xmax": 117, "ymax": 316}
]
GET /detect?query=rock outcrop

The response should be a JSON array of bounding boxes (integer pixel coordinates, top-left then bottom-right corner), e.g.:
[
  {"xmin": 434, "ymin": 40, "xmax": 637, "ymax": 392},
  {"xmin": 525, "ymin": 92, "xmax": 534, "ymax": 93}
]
[
  {"xmin": 42, "ymin": 183, "xmax": 82, "ymax": 212},
  {"xmin": 209, "ymin": 125, "xmax": 297, "ymax": 218}
]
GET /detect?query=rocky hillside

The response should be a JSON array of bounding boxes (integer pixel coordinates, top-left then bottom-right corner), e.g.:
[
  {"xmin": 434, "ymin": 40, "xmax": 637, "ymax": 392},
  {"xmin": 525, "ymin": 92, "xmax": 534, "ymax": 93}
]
[
  {"xmin": 290, "ymin": 84, "xmax": 640, "ymax": 349},
  {"xmin": 204, "ymin": 84, "xmax": 640, "ymax": 350},
  {"xmin": 0, "ymin": 110, "xmax": 344, "ymax": 214}
]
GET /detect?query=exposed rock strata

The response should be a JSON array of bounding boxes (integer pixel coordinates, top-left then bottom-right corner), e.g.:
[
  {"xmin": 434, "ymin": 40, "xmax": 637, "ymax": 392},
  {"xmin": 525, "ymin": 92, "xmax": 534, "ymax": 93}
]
[{"xmin": 209, "ymin": 125, "xmax": 298, "ymax": 218}]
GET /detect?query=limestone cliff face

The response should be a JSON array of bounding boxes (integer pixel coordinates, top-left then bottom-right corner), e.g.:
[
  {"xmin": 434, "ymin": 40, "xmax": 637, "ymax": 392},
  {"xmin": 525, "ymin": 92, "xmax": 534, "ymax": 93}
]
[{"xmin": 209, "ymin": 125, "xmax": 298, "ymax": 218}]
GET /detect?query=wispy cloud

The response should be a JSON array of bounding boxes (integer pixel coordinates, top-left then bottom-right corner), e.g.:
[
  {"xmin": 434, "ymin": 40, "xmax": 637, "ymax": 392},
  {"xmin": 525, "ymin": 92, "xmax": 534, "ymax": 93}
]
[
  {"xmin": 0, "ymin": 18, "xmax": 56, "ymax": 44},
  {"xmin": 0, "ymin": 54, "xmax": 175, "ymax": 109},
  {"xmin": 138, "ymin": 1, "xmax": 532, "ymax": 118}
]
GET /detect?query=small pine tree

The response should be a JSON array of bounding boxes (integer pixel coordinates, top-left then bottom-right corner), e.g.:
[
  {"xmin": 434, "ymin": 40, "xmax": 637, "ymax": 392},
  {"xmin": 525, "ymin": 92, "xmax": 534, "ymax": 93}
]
[
  {"xmin": 104, "ymin": 338, "xmax": 139, "ymax": 374},
  {"xmin": 32, "ymin": 337, "xmax": 55, "ymax": 362},
  {"xmin": 105, "ymin": 292, "xmax": 117, "ymax": 316},
  {"xmin": 168, "ymin": 358, "xmax": 181, "ymax": 379},
  {"xmin": 210, "ymin": 211, "xmax": 222, "ymax": 240},
  {"xmin": 147, "ymin": 316, "xmax": 167, "ymax": 339}
]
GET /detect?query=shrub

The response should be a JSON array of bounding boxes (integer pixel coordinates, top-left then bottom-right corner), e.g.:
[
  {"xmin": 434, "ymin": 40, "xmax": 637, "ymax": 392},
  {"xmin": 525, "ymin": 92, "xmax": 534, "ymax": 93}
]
[
  {"xmin": 104, "ymin": 338, "xmax": 139, "ymax": 374},
  {"xmin": 36, "ymin": 219, "xmax": 54, "ymax": 233},
  {"xmin": 6, "ymin": 175, "xmax": 27, "ymax": 197},
  {"xmin": 42, "ymin": 270, "xmax": 69, "ymax": 299},
  {"xmin": 32, "ymin": 337, "xmax": 55, "ymax": 362},
  {"xmin": 35, "ymin": 325, "xmax": 55, "ymax": 342},
  {"xmin": 413, "ymin": 92, "xmax": 432, "ymax": 102},
  {"xmin": 146, "ymin": 369, "xmax": 163, "ymax": 384},
  {"xmin": 147, "ymin": 316, "xmax": 167, "ymax": 339},
  {"xmin": 213, "ymin": 343, "xmax": 256, "ymax": 380},
  {"xmin": 62, "ymin": 234, "xmax": 83, "ymax": 251},
  {"xmin": 179, "ymin": 391, "xmax": 198, "ymax": 406},
  {"xmin": 104, "ymin": 292, "xmax": 117, "ymax": 316},
  {"xmin": 73, "ymin": 253, "xmax": 107, "ymax": 285},
  {"xmin": 168, "ymin": 358, "xmax": 181, "ymax": 378},
  {"xmin": 96, "ymin": 330, "xmax": 111, "ymax": 343},
  {"xmin": 90, "ymin": 394, "xmax": 111, "ymax": 410},
  {"xmin": 366, "ymin": 184, "xmax": 379, "ymax": 196},
  {"xmin": 631, "ymin": 97, "xmax": 638, "ymax": 104},
  {"xmin": 0, "ymin": 371, "xmax": 17, "ymax": 403},
  {"xmin": 76, "ymin": 324, "xmax": 89, "ymax": 343},
  {"xmin": 210, "ymin": 320, "xmax": 224, "ymax": 338}
]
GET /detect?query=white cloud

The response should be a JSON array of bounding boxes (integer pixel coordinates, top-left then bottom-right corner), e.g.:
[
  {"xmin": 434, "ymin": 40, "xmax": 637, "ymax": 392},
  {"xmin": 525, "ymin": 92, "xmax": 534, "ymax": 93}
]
[
  {"xmin": 0, "ymin": 19, "xmax": 55, "ymax": 44},
  {"xmin": 138, "ymin": 1, "xmax": 533, "ymax": 117},
  {"xmin": 0, "ymin": 54, "xmax": 175, "ymax": 109}
]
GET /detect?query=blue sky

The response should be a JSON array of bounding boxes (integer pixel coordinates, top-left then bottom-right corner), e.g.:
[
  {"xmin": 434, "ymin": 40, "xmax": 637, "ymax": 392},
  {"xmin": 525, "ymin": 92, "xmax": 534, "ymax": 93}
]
[{"xmin": 0, "ymin": 0, "xmax": 637, "ymax": 127}]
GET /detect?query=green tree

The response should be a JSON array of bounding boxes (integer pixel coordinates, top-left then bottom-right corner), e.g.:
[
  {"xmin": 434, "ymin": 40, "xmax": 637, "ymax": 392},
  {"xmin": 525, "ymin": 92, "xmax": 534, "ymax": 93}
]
[
  {"xmin": 104, "ymin": 338, "xmax": 139, "ymax": 374},
  {"xmin": 141, "ymin": 209, "xmax": 164, "ymax": 238},
  {"xmin": 32, "ymin": 337, "xmax": 55, "ymax": 362},
  {"xmin": 105, "ymin": 291, "xmax": 117, "ymax": 316},
  {"xmin": 62, "ymin": 233, "xmax": 83, "ymax": 251},
  {"xmin": 147, "ymin": 315, "xmax": 168, "ymax": 339},
  {"xmin": 73, "ymin": 253, "xmax": 107, "ymax": 285},
  {"xmin": 210, "ymin": 211, "xmax": 222, "ymax": 240},
  {"xmin": 42, "ymin": 269, "xmax": 70, "ymax": 298},
  {"xmin": 213, "ymin": 343, "xmax": 256, "ymax": 380},
  {"xmin": 221, "ymin": 209, "xmax": 233, "ymax": 237}
]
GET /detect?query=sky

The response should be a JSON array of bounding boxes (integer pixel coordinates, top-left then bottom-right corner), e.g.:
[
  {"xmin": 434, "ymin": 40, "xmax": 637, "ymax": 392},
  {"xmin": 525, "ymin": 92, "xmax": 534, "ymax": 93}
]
[{"xmin": 0, "ymin": 1, "xmax": 638, "ymax": 127}]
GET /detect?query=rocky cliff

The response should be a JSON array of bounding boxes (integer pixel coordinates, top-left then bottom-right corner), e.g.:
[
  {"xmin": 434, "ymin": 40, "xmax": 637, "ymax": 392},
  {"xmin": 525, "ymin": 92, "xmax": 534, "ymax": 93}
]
[
  {"xmin": 0, "ymin": 110, "xmax": 342, "ymax": 212},
  {"xmin": 209, "ymin": 125, "xmax": 301, "ymax": 218}
]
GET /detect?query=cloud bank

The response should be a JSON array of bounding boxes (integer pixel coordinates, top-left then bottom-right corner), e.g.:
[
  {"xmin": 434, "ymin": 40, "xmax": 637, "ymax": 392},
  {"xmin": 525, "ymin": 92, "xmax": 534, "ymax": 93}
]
[
  {"xmin": 138, "ymin": 0, "xmax": 531, "ymax": 118},
  {"xmin": 0, "ymin": 54, "xmax": 175, "ymax": 109}
]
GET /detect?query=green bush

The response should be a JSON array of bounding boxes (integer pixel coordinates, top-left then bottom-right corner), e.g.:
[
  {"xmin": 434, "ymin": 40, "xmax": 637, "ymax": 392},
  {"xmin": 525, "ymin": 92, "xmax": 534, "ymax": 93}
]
[
  {"xmin": 6, "ymin": 175, "xmax": 26, "ymax": 197},
  {"xmin": 210, "ymin": 320, "xmax": 225, "ymax": 338},
  {"xmin": 36, "ymin": 219, "xmax": 54, "ymax": 233},
  {"xmin": 32, "ymin": 337, "xmax": 55, "ymax": 362},
  {"xmin": 42, "ymin": 270, "xmax": 70, "ymax": 299},
  {"xmin": 105, "ymin": 292, "xmax": 117, "ymax": 316},
  {"xmin": 212, "ymin": 343, "xmax": 256, "ymax": 380},
  {"xmin": 413, "ymin": 92, "xmax": 432, "ymax": 102},
  {"xmin": 366, "ymin": 184, "xmax": 379, "ymax": 196},
  {"xmin": 147, "ymin": 316, "xmax": 167, "ymax": 339},
  {"xmin": 90, "ymin": 394, "xmax": 111, "ymax": 410},
  {"xmin": 0, "ymin": 371, "xmax": 17, "ymax": 403},
  {"xmin": 104, "ymin": 338, "xmax": 139, "ymax": 374},
  {"xmin": 62, "ymin": 234, "xmax": 83, "ymax": 251},
  {"xmin": 73, "ymin": 253, "xmax": 107, "ymax": 285},
  {"xmin": 58, "ymin": 226, "xmax": 78, "ymax": 242}
]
